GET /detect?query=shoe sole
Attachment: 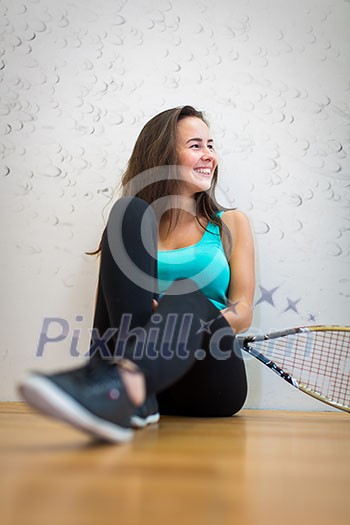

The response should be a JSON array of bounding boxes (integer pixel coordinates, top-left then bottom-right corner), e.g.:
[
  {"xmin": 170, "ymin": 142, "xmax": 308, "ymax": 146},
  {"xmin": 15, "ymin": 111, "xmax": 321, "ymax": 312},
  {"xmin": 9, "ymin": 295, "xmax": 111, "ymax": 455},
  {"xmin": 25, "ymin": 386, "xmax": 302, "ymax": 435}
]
[
  {"xmin": 131, "ymin": 412, "xmax": 160, "ymax": 429},
  {"xmin": 18, "ymin": 375, "xmax": 134, "ymax": 444}
]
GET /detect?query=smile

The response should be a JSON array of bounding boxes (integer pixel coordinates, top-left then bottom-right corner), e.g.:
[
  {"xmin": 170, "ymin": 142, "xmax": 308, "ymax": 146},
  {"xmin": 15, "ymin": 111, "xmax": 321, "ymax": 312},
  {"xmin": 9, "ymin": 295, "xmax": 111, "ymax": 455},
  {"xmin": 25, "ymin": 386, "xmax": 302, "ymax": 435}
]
[{"xmin": 193, "ymin": 168, "xmax": 212, "ymax": 177}]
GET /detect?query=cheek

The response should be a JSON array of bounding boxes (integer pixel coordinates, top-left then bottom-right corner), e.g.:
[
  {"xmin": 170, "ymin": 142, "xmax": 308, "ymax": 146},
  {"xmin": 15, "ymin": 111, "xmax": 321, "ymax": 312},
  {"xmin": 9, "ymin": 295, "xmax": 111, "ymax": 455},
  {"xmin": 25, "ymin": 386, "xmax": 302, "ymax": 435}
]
[{"xmin": 178, "ymin": 151, "xmax": 198, "ymax": 167}]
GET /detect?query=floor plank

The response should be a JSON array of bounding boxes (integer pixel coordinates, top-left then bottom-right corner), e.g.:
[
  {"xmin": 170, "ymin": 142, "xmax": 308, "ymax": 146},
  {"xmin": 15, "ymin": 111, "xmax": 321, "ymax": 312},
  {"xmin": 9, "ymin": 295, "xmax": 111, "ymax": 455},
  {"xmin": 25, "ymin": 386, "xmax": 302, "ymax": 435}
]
[{"xmin": 1, "ymin": 403, "xmax": 349, "ymax": 525}]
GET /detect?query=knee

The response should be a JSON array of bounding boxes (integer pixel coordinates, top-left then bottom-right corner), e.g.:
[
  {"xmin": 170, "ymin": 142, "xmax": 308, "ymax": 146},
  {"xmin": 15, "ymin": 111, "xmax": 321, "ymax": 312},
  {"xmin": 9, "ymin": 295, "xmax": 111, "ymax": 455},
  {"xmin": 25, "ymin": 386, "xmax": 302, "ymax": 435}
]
[
  {"xmin": 108, "ymin": 196, "xmax": 156, "ymax": 231},
  {"xmin": 113, "ymin": 196, "xmax": 150, "ymax": 215}
]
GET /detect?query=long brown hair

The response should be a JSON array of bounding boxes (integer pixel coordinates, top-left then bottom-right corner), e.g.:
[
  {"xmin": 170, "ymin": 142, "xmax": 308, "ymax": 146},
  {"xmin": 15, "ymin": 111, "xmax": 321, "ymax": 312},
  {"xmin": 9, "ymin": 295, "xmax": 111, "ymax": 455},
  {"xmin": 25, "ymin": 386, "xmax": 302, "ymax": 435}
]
[{"xmin": 88, "ymin": 105, "xmax": 233, "ymax": 257}]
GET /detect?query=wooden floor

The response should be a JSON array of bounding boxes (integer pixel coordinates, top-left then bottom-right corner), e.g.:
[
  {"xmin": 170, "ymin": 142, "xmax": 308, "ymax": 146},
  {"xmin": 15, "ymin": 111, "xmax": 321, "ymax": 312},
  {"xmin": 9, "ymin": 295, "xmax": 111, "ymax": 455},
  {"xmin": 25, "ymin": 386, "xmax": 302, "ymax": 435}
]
[{"xmin": 0, "ymin": 403, "xmax": 349, "ymax": 525}]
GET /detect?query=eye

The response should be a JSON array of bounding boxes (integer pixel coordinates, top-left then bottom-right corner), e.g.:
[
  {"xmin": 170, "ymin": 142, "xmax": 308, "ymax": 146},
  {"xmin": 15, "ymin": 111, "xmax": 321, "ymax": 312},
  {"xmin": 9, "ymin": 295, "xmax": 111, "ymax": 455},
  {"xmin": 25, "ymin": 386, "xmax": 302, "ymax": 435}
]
[
  {"xmin": 190, "ymin": 144, "xmax": 200, "ymax": 149},
  {"xmin": 207, "ymin": 144, "xmax": 215, "ymax": 150}
]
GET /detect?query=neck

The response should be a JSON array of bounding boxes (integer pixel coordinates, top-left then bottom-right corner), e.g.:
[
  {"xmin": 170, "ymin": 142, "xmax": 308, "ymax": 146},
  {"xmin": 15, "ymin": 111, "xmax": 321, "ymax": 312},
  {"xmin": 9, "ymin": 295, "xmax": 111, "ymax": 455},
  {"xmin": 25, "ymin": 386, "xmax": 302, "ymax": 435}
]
[{"xmin": 165, "ymin": 195, "xmax": 198, "ymax": 223}]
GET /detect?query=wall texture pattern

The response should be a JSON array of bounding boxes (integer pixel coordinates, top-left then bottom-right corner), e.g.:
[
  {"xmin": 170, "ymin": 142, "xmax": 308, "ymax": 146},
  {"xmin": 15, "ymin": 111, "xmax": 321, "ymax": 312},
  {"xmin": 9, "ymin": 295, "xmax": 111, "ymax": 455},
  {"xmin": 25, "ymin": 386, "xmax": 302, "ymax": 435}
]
[{"xmin": 1, "ymin": 0, "xmax": 349, "ymax": 408}]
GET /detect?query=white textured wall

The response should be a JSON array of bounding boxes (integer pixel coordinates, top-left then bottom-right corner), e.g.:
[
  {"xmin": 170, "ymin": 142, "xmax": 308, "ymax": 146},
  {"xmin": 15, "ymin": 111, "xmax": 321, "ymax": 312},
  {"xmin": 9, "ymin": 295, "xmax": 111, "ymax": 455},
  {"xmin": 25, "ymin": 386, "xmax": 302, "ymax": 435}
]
[{"xmin": 1, "ymin": 0, "xmax": 349, "ymax": 409}]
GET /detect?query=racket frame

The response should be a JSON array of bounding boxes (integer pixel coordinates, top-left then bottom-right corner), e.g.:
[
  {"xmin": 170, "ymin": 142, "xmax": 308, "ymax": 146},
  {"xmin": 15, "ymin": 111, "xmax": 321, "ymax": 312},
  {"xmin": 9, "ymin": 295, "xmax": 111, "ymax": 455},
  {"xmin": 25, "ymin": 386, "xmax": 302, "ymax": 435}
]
[{"xmin": 239, "ymin": 325, "xmax": 350, "ymax": 413}]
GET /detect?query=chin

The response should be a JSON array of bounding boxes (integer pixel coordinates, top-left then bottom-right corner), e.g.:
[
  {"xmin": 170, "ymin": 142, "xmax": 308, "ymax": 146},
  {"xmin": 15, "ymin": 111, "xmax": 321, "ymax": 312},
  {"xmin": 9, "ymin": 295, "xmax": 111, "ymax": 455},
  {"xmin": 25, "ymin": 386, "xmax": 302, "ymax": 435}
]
[
  {"xmin": 182, "ymin": 179, "xmax": 212, "ymax": 196},
  {"xmin": 198, "ymin": 181, "xmax": 212, "ymax": 192}
]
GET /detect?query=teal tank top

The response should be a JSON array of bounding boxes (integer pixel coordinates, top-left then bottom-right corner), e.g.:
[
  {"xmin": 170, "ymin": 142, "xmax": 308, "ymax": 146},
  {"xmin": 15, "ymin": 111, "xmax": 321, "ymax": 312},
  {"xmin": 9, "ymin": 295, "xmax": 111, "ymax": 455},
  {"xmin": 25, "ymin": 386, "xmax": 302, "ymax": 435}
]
[{"xmin": 157, "ymin": 211, "xmax": 230, "ymax": 310}]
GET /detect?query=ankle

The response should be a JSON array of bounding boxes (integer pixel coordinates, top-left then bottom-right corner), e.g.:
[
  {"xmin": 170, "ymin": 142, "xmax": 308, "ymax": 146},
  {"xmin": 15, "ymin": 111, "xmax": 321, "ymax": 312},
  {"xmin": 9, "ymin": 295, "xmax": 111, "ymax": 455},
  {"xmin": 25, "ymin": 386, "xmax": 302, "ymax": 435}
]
[{"xmin": 118, "ymin": 360, "xmax": 145, "ymax": 407}]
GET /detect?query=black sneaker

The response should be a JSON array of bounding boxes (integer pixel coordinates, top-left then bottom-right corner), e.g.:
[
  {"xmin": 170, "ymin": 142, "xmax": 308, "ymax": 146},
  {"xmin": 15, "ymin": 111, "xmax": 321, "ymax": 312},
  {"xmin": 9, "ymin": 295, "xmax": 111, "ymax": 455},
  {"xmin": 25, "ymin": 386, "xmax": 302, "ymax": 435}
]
[
  {"xmin": 17, "ymin": 361, "xmax": 137, "ymax": 443},
  {"xmin": 131, "ymin": 394, "xmax": 160, "ymax": 428}
]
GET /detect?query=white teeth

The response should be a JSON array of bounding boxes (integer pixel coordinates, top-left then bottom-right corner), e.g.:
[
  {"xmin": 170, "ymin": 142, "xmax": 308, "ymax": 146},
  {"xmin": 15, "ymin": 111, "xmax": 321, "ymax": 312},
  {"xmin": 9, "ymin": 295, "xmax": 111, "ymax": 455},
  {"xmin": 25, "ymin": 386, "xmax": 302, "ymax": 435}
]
[{"xmin": 194, "ymin": 168, "xmax": 211, "ymax": 174}]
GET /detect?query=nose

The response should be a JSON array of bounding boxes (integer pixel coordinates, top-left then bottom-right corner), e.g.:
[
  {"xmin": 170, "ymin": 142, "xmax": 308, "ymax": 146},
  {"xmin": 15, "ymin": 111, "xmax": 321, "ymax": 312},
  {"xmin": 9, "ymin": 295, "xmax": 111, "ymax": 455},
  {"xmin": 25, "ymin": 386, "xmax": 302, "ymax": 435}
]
[{"xmin": 201, "ymin": 146, "xmax": 215, "ymax": 160}]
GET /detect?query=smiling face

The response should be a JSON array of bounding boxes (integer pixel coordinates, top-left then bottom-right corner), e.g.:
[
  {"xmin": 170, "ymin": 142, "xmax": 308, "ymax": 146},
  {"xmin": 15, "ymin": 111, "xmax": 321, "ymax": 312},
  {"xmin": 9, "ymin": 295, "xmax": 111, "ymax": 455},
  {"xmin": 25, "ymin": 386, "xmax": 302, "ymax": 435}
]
[{"xmin": 176, "ymin": 116, "xmax": 218, "ymax": 196}]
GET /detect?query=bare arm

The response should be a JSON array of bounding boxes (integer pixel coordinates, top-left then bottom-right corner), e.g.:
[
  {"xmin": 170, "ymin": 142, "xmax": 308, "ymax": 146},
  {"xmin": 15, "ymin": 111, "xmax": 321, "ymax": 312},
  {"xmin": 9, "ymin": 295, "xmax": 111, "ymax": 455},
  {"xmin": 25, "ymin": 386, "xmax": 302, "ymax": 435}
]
[{"xmin": 220, "ymin": 210, "xmax": 255, "ymax": 333}]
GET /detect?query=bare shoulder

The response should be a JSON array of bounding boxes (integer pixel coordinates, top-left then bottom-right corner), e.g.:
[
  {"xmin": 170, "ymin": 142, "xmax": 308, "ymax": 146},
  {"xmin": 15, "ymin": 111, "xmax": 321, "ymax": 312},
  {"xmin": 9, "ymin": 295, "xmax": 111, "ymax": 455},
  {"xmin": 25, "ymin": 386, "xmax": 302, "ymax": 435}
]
[
  {"xmin": 220, "ymin": 209, "xmax": 252, "ymax": 235},
  {"xmin": 220, "ymin": 210, "xmax": 254, "ymax": 265}
]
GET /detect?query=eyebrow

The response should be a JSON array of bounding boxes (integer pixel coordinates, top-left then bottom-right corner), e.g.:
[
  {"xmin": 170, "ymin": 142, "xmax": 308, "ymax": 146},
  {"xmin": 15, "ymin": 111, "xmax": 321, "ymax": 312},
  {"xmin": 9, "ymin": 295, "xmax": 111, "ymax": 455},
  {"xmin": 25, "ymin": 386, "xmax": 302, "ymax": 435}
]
[{"xmin": 186, "ymin": 137, "xmax": 214, "ymax": 144}]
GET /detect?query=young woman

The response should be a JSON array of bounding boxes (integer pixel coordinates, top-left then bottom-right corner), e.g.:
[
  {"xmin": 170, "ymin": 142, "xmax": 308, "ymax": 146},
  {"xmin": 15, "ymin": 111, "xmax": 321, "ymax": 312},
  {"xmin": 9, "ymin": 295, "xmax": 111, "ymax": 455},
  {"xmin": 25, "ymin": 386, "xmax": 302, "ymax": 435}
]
[{"xmin": 18, "ymin": 106, "xmax": 255, "ymax": 443}]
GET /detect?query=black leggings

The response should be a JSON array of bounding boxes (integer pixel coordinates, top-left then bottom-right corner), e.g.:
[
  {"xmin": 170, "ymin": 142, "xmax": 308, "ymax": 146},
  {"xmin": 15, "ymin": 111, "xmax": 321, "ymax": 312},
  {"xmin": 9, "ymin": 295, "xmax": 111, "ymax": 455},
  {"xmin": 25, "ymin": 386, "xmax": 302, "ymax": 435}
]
[{"xmin": 90, "ymin": 196, "xmax": 247, "ymax": 417}]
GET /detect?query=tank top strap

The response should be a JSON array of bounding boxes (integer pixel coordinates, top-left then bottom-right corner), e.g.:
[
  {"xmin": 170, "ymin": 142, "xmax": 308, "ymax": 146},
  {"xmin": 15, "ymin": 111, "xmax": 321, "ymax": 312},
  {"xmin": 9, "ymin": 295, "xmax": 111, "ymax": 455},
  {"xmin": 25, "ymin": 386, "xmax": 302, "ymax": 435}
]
[{"xmin": 203, "ymin": 210, "xmax": 225, "ymax": 237}]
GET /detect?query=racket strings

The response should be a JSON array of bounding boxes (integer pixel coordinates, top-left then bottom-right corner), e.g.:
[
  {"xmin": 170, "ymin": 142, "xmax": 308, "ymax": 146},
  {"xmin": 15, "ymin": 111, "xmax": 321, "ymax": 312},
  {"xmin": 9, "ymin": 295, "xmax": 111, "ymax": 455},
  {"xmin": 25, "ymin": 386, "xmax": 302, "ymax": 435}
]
[{"xmin": 252, "ymin": 330, "xmax": 349, "ymax": 408}]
